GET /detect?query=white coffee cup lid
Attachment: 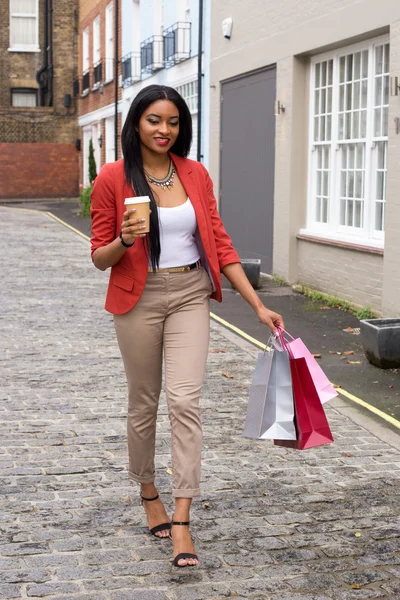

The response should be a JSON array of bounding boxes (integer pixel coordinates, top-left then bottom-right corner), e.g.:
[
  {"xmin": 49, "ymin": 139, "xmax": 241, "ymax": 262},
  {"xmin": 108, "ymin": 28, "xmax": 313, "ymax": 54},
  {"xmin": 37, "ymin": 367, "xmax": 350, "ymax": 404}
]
[{"xmin": 124, "ymin": 196, "xmax": 150, "ymax": 205}]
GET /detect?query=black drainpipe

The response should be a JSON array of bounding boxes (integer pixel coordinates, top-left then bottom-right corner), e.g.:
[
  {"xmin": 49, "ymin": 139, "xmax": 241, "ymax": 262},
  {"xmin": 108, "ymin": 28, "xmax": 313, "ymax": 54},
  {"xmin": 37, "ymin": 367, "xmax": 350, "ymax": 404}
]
[
  {"xmin": 114, "ymin": 0, "xmax": 119, "ymax": 161},
  {"xmin": 48, "ymin": 0, "xmax": 53, "ymax": 106},
  {"xmin": 196, "ymin": 0, "xmax": 203, "ymax": 162},
  {"xmin": 36, "ymin": 0, "xmax": 49, "ymax": 106}
]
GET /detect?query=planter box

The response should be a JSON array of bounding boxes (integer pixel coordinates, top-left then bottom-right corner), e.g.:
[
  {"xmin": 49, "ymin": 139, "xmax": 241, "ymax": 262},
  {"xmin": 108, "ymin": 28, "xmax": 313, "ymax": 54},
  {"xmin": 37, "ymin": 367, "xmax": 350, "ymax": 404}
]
[
  {"xmin": 360, "ymin": 318, "xmax": 400, "ymax": 369},
  {"xmin": 231, "ymin": 258, "xmax": 261, "ymax": 289}
]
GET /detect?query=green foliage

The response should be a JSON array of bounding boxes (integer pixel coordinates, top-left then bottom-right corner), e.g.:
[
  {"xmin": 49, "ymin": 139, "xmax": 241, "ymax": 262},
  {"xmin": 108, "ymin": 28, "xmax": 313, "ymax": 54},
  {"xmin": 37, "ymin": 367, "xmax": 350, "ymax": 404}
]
[
  {"xmin": 300, "ymin": 284, "xmax": 369, "ymax": 316},
  {"xmin": 88, "ymin": 138, "xmax": 97, "ymax": 185},
  {"xmin": 272, "ymin": 273, "xmax": 287, "ymax": 287},
  {"xmin": 355, "ymin": 306, "xmax": 375, "ymax": 320},
  {"xmin": 79, "ymin": 185, "xmax": 92, "ymax": 218}
]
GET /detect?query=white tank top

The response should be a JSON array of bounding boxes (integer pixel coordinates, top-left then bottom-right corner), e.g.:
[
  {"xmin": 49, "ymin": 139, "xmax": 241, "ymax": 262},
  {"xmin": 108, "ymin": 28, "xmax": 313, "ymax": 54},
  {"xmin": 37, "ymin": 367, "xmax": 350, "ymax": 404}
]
[{"xmin": 157, "ymin": 198, "xmax": 201, "ymax": 268}]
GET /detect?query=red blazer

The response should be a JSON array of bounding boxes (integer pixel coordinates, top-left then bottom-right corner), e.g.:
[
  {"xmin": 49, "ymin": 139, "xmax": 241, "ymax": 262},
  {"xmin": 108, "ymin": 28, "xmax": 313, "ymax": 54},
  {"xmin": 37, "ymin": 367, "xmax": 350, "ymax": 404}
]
[{"xmin": 90, "ymin": 154, "xmax": 240, "ymax": 315}]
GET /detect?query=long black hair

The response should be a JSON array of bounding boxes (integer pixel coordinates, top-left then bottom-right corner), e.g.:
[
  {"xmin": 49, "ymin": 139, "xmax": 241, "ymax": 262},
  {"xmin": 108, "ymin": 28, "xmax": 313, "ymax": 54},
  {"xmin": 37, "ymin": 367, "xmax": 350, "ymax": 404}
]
[{"xmin": 121, "ymin": 84, "xmax": 193, "ymax": 270}]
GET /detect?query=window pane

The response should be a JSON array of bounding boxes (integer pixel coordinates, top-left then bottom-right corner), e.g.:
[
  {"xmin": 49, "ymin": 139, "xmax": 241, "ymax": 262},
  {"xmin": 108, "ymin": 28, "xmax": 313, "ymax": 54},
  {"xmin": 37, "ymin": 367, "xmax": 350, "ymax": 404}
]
[
  {"xmin": 375, "ymin": 76, "xmax": 382, "ymax": 107},
  {"xmin": 340, "ymin": 56, "xmax": 346, "ymax": 83},
  {"xmin": 384, "ymin": 44, "xmax": 390, "ymax": 73},
  {"xmin": 362, "ymin": 50, "xmax": 369, "ymax": 78},
  {"xmin": 327, "ymin": 60, "xmax": 333, "ymax": 85},
  {"xmin": 11, "ymin": 0, "xmax": 36, "ymax": 13},
  {"xmin": 315, "ymin": 63, "xmax": 320, "ymax": 87},
  {"xmin": 375, "ymin": 202, "xmax": 384, "ymax": 231},
  {"xmin": 10, "ymin": 16, "xmax": 36, "ymax": 45},
  {"xmin": 375, "ymin": 45, "xmax": 383, "ymax": 75},
  {"xmin": 354, "ymin": 52, "xmax": 361, "ymax": 79},
  {"xmin": 354, "ymin": 201, "xmax": 363, "ymax": 228},
  {"xmin": 11, "ymin": 91, "xmax": 37, "ymax": 107},
  {"xmin": 346, "ymin": 55, "xmax": 353, "ymax": 81}
]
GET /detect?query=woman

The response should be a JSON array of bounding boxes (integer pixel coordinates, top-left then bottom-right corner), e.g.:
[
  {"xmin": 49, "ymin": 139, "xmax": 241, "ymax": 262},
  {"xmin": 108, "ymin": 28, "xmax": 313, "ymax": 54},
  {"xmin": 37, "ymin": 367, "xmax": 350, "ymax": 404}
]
[{"xmin": 90, "ymin": 84, "xmax": 284, "ymax": 568}]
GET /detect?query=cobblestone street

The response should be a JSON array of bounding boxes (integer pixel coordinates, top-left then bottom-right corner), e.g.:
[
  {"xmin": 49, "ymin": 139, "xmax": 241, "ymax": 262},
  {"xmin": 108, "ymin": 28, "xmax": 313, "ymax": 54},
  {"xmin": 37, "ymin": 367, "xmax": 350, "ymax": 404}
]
[{"xmin": 1, "ymin": 206, "xmax": 400, "ymax": 600}]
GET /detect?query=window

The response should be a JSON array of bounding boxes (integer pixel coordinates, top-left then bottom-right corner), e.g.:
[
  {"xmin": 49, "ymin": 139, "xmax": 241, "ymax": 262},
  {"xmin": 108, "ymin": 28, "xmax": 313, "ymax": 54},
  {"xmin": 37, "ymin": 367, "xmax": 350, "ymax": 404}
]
[
  {"xmin": 307, "ymin": 37, "xmax": 389, "ymax": 246},
  {"xmin": 82, "ymin": 27, "xmax": 89, "ymax": 86},
  {"xmin": 105, "ymin": 3, "xmax": 114, "ymax": 81},
  {"xmin": 176, "ymin": 80, "xmax": 198, "ymax": 113},
  {"xmin": 9, "ymin": 0, "xmax": 39, "ymax": 51},
  {"xmin": 93, "ymin": 16, "xmax": 101, "ymax": 64},
  {"xmin": 11, "ymin": 88, "xmax": 37, "ymax": 107},
  {"xmin": 132, "ymin": 0, "xmax": 140, "ymax": 54}
]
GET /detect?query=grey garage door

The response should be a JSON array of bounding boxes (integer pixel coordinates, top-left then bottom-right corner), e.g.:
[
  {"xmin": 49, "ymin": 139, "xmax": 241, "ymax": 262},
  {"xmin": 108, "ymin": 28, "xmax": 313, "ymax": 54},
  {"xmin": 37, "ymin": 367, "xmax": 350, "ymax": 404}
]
[{"xmin": 220, "ymin": 66, "xmax": 276, "ymax": 274}]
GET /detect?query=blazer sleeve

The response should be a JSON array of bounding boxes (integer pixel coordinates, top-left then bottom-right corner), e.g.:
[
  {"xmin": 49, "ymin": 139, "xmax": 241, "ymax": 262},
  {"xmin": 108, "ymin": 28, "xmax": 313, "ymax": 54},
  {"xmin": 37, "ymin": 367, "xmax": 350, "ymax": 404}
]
[
  {"xmin": 90, "ymin": 163, "xmax": 117, "ymax": 259},
  {"xmin": 201, "ymin": 164, "xmax": 240, "ymax": 270}
]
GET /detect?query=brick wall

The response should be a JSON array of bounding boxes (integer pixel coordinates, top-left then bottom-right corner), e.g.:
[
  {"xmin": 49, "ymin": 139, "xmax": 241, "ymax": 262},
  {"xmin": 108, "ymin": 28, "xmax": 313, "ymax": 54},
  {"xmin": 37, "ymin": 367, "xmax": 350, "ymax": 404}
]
[
  {"xmin": 78, "ymin": 0, "xmax": 122, "ymax": 184},
  {"xmin": 298, "ymin": 241, "xmax": 384, "ymax": 311},
  {"xmin": 0, "ymin": 143, "xmax": 79, "ymax": 198},
  {"xmin": 0, "ymin": 0, "xmax": 79, "ymax": 198}
]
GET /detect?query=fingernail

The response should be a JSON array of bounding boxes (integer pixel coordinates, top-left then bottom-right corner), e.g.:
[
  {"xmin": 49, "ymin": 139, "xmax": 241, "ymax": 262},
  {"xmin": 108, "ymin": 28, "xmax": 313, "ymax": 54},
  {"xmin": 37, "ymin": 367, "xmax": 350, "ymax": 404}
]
[
  {"xmin": 141, "ymin": 225, "xmax": 146, "ymax": 229},
  {"xmin": 141, "ymin": 218, "xmax": 145, "ymax": 222},
  {"xmin": 141, "ymin": 233, "xmax": 146, "ymax": 237}
]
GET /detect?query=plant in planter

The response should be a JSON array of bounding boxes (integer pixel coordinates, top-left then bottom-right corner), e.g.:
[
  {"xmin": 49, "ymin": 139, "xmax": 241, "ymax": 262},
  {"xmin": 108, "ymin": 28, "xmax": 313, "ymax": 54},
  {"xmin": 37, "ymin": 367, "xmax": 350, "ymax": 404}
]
[{"xmin": 360, "ymin": 318, "xmax": 400, "ymax": 369}]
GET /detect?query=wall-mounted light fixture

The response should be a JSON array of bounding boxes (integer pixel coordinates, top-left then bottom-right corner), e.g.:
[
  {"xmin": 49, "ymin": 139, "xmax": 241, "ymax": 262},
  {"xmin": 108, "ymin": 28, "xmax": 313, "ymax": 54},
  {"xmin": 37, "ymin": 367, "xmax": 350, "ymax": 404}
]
[
  {"xmin": 222, "ymin": 17, "xmax": 233, "ymax": 39},
  {"xmin": 98, "ymin": 134, "xmax": 103, "ymax": 148},
  {"xmin": 390, "ymin": 76, "xmax": 399, "ymax": 96},
  {"xmin": 274, "ymin": 100, "xmax": 285, "ymax": 116}
]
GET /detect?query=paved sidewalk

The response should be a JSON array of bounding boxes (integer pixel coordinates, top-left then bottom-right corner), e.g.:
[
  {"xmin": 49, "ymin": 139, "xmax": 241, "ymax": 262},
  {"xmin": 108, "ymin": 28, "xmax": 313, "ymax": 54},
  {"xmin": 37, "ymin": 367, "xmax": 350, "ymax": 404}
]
[{"xmin": 1, "ymin": 206, "xmax": 400, "ymax": 600}]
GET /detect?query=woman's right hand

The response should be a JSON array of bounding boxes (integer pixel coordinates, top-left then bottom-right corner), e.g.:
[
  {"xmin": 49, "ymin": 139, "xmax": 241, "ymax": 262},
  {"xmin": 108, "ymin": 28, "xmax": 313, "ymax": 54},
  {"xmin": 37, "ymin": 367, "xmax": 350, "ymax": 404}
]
[{"xmin": 120, "ymin": 209, "xmax": 147, "ymax": 244}]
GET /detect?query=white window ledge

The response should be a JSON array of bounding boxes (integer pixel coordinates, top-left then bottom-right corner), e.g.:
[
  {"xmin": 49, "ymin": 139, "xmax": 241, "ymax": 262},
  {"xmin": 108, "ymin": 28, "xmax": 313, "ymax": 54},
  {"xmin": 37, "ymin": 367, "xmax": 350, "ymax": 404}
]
[
  {"xmin": 297, "ymin": 230, "xmax": 384, "ymax": 255},
  {"xmin": 8, "ymin": 46, "xmax": 40, "ymax": 53}
]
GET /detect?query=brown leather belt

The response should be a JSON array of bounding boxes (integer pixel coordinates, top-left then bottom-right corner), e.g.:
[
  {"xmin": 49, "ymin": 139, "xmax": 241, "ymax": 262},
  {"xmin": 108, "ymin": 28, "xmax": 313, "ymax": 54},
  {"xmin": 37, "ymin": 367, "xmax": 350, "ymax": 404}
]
[{"xmin": 148, "ymin": 260, "xmax": 201, "ymax": 273}]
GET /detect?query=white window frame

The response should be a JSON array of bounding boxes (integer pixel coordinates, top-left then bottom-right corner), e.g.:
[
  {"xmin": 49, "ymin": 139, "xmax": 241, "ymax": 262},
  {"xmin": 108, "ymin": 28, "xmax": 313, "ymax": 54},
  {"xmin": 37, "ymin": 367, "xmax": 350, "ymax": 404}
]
[
  {"xmin": 9, "ymin": 0, "xmax": 40, "ymax": 52},
  {"xmin": 303, "ymin": 35, "xmax": 389, "ymax": 249},
  {"xmin": 176, "ymin": 79, "xmax": 198, "ymax": 114},
  {"xmin": 105, "ymin": 2, "xmax": 114, "ymax": 82},
  {"xmin": 82, "ymin": 27, "xmax": 90, "ymax": 77},
  {"xmin": 132, "ymin": 0, "xmax": 140, "ymax": 55},
  {"xmin": 93, "ymin": 16, "xmax": 101, "ymax": 66}
]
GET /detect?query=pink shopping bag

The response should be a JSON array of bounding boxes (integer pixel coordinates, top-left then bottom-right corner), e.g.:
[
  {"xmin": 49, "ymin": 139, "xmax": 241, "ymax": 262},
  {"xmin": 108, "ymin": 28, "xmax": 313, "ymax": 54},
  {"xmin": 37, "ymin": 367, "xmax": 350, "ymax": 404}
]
[{"xmin": 278, "ymin": 328, "xmax": 338, "ymax": 405}]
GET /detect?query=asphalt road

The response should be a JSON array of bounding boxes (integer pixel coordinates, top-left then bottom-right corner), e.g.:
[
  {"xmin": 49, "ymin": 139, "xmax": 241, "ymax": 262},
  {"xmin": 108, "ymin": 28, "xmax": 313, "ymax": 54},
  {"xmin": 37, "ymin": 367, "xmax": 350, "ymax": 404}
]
[{"xmin": 2, "ymin": 197, "xmax": 399, "ymax": 429}]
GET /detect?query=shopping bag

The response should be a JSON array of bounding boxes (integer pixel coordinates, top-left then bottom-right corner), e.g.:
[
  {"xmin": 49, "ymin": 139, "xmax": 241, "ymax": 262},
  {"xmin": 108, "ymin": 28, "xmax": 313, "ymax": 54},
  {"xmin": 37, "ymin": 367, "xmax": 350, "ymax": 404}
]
[
  {"xmin": 279, "ymin": 328, "xmax": 337, "ymax": 404},
  {"xmin": 244, "ymin": 344, "xmax": 296, "ymax": 440},
  {"xmin": 274, "ymin": 356, "xmax": 334, "ymax": 450}
]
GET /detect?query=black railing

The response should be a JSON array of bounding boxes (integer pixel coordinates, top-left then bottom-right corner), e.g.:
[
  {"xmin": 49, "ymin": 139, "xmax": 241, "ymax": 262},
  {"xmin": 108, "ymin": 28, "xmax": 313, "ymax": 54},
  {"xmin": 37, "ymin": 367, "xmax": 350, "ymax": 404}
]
[
  {"xmin": 82, "ymin": 70, "xmax": 90, "ymax": 92},
  {"xmin": 93, "ymin": 60, "xmax": 102, "ymax": 86},
  {"xmin": 163, "ymin": 22, "xmax": 191, "ymax": 68},
  {"xmin": 121, "ymin": 52, "xmax": 141, "ymax": 87},
  {"xmin": 73, "ymin": 79, "xmax": 79, "ymax": 97},
  {"xmin": 141, "ymin": 35, "xmax": 164, "ymax": 75}
]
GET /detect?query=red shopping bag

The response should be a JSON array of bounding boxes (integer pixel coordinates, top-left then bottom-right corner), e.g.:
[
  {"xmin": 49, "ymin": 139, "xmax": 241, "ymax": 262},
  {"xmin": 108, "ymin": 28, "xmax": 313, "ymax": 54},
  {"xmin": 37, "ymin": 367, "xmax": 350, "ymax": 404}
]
[{"xmin": 274, "ymin": 356, "xmax": 334, "ymax": 450}]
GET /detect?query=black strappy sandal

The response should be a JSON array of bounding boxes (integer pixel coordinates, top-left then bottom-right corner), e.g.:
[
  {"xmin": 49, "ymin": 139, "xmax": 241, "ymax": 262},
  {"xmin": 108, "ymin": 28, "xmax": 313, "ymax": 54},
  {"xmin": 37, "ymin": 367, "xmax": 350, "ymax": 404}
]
[
  {"xmin": 141, "ymin": 494, "xmax": 171, "ymax": 538},
  {"xmin": 170, "ymin": 520, "xmax": 199, "ymax": 567}
]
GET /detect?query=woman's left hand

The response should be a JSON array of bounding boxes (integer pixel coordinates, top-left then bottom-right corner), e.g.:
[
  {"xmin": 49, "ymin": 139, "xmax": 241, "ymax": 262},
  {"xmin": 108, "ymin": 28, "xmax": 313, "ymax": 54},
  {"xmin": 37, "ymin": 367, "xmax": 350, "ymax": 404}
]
[{"xmin": 256, "ymin": 305, "xmax": 285, "ymax": 334}]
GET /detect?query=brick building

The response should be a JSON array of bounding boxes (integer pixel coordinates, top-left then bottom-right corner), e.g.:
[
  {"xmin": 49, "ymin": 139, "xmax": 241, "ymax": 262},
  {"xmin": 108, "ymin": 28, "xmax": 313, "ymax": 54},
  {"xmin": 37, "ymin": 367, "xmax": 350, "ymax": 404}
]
[
  {"xmin": 77, "ymin": 0, "xmax": 122, "ymax": 186},
  {"xmin": 0, "ymin": 0, "xmax": 80, "ymax": 199}
]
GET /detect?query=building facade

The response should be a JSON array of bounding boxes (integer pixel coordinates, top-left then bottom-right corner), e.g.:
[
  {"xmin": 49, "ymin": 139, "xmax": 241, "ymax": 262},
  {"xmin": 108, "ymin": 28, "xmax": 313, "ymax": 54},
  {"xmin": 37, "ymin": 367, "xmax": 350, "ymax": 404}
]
[
  {"xmin": 77, "ymin": 0, "xmax": 122, "ymax": 186},
  {"xmin": 0, "ymin": 0, "xmax": 80, "ymax": 199},
  {"xmin": 120, "ymin": 0, "xmax": 210, "ymax": 166},
  {"xmin": 209, "ymin": 0, "xmax": 400, "ymax": 316}
]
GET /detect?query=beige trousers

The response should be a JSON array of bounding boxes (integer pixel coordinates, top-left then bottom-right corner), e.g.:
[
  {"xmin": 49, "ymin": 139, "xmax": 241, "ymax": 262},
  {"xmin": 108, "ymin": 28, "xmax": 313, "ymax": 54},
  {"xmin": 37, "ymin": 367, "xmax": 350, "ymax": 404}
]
[{"xmin": 114, "ymin": 266, "xmax": 212, "ymax": 498}]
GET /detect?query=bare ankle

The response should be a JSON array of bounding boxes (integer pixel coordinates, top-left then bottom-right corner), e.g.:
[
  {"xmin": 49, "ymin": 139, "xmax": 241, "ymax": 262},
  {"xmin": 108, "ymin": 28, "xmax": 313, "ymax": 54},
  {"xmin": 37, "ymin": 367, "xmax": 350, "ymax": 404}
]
[{"xmin": 141, "ymin": 483, "xmax": 157, "ymax": 498}]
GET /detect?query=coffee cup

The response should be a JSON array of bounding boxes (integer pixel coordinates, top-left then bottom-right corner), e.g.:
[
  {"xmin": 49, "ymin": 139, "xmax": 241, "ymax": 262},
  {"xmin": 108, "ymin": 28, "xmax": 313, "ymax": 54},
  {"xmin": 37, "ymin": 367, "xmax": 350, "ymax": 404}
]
[{"xmin": 124, "ymin": 196, "xmax": 151, "ymax": 234}]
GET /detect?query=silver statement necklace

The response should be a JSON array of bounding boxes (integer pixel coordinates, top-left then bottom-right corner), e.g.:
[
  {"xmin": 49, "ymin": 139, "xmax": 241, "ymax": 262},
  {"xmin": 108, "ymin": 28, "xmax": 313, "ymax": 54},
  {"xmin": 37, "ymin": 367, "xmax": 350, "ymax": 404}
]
[{"xmin": 144, "ymin": 160, "xmax": 176, "ymax": 191}]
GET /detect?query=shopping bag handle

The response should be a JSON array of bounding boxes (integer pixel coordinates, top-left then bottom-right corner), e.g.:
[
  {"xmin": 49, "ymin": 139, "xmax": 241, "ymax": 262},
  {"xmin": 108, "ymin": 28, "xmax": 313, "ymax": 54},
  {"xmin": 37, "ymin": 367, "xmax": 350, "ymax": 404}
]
[
  {"xmin": 277, "ymin": 327, "xmax": 295, "ymax": 342},
  {"xmin": 276, "ymin": 327, "xmax": 294, "ymax": 359}
]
